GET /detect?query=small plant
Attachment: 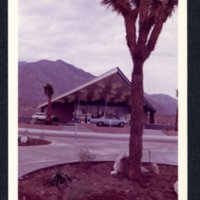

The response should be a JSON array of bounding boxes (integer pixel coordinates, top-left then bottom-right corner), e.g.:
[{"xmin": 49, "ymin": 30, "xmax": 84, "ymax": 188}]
[
  {"xmin": 39, "ymin": 134, "xmax": 45, "ymax": 140},
  {"xmin": 45, "ymin": 168, "xmax": 72, "ymax": 189},
  {"xmin": 148, "ymin": 150, "xmax": 151, "ymax": 164},
  {"xmin": 77, "ymin": 147, "xmax": 95, "ymax": 168},
  {"xmin": 23, "ymin": 130, "xmax": 29, "ymax": 136}
]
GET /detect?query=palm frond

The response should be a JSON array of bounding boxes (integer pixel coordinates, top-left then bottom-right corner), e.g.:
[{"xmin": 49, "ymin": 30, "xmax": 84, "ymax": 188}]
[
  {"xmin": 101, "ymin": 0, "xmax": 138, "ymax": 15},
  {"xmin": 43, "ymin": 83, "xmax": 54, "ymax": 97},
  {"xmin": 149, "ymin": 0, "xmax": 178, "ymax": 22}
]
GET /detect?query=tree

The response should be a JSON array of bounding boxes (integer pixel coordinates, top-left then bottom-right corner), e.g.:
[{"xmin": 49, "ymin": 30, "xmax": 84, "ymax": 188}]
[
  {"xmin": 43, "ymin": 83, "xmax": 54, "ymax": 124},
  {"xmin": 175, "ymin": 89, "xmax": 178, "ymax": 131},
  {"xmin": 101, "ymin": 0, "xmax": 178, "ymax": 181}
]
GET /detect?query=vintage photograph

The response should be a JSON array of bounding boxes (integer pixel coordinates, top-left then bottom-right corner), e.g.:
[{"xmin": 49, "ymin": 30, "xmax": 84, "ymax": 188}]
[{"xmin": 18, "ymin": 0, "xmax": 178, "ymax": 199}]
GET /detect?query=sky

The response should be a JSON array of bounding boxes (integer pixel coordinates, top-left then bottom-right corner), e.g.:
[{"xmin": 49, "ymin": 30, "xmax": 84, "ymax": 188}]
[{"xmin": 19, "ymin": 0, "xmax": 178, "ymax": 98}]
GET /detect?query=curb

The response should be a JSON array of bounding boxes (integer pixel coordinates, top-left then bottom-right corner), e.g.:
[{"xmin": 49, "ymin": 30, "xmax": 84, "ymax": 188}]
[{"xmin": 19, "ymin": 128, "xmax": 177, "ymax": 143}]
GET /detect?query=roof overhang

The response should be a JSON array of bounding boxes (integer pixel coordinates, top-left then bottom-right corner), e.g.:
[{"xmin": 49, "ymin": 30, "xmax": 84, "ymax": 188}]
[{"xmin": 38, "ymin": 67, "xmax": 156, "ymax": 112}]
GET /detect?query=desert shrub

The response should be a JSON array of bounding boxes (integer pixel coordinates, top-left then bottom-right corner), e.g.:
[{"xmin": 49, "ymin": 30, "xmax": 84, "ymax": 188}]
[
  {"xmin": 39, "ymin": 133, "xmax": 45, "ymax": 140},
  {"xmin": 44, "ymin": 168, "xmax": 71, "ymax": 189},
  {"xmin": 22, "ymin": 129, "xmax": 29, "ymax": 136},
  {"xmin": 77, "ymin": 148, "xmax": 95, "ymax": 168}
]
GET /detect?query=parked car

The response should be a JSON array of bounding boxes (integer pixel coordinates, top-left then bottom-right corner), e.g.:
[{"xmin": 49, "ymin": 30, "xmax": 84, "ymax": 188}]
[
  {"xmin": 93, "ymin": 117, "xmax": 128, "ymax": 127},
  {"xmin": 71, "ymin": 117, "xmax": 81, "ymax": 123},
  {"xmin": 31, "ymin": 112, "xmax": 59, "ymax": 122},
  {"xmin": 31, "ymin": 112, "xmax": 46, "ymax": 121}
]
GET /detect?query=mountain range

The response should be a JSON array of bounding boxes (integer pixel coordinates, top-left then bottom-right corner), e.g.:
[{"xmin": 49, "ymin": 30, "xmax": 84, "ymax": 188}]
[
  {"xmin": 19, "ymin": 60, "xmax": 95, "ymax": 107},
  {"xmin": 18, "ymin": 60, "xmax": 177, "ymax": 116},
  {"xmin": 144, "ymin": 93, "xmax": 177, "ymax": 115}
]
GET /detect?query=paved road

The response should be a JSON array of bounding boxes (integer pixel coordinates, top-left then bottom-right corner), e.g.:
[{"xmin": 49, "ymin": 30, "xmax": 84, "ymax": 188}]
[
  {"xmin": 19, "ymin": 128, "xmax": 177, "ymax": 143},
  {"xmin": 19, "ymin": 131, "xmax": 177, "ymax": 177}
]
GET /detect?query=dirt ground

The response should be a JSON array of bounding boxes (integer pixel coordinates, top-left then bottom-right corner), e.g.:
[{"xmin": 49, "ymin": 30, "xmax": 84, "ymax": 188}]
[
  {"xmin": 19, "ymin": 123, "xmax": 63, "ymax": 130},
  {"xmin": 163, "ymin": 130, "xmax": 178, "ymax": 136},
  {"xmin": 18, "ymin": 137, "xmax": 51, "ymax": 146},
  {"xmin": 19, "ymin": 162, "xmax": 177, "ymax": 200}
]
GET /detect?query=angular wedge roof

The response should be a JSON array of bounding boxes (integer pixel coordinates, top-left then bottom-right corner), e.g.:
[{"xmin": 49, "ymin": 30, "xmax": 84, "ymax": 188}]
[{"xmin": 39, "ymin": 67, "xmax": 156, "ymax": 112}]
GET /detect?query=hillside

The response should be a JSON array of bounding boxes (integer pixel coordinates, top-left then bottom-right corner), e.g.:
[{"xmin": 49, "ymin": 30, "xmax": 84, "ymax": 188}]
[
  {"xmin": 145, "ymin": 93, "xmax": 177, "ymax": 116},
  {"xmin": 19, "ymin": 59, "xmax": 95, "ymax": 107}
]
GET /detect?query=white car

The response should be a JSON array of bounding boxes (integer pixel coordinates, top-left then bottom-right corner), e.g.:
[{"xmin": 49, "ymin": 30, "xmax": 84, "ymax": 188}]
[
  {"xmin": 32, "ymin": 112, "xmax": 46, "ymax": 120},
  {"xmin": 31, "ymin": 112, "xmax": 58, "ymax": 121},
  {"xmin": 93, "ymin": 117, "xmax": 128, "ymax": 127},
  {"xmin": 31, "ymin": 112, "xmax": 59, "ymax": 123}
]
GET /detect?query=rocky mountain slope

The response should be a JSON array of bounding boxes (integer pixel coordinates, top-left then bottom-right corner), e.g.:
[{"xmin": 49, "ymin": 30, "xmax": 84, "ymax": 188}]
[
  {"xmin": 19, "ymin": 60, "xmax": 95, "ymax": 107},
  {"xmin": 145, "ymin": 93, "xmax": 177, "ymax": 115}
]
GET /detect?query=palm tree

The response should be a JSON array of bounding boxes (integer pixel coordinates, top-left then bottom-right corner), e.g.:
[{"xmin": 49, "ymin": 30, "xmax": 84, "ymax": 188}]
[
  {"xmin": 43, "ymin": 83, "xmax": 54, "ymax": 124},
  {"xmin": 101, "ymin": 0, "xmax": 178, "ymax": 181}
]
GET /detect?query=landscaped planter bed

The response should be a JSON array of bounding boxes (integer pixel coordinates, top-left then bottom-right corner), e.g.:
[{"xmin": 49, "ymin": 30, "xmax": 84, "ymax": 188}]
[
  {"xmin": 19, "ymin": 161, "xmax": 177, "ymax": 200},
  {"xmin": 18, "ymin": 137, "xmax": 51, "ymax": 146}
]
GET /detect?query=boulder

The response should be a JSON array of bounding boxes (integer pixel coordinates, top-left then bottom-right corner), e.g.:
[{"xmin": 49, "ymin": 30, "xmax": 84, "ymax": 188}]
[
  {"xmin": 174, "ymin": 181, "xmax": 178, "ymax": 195},
  {"xmin": 141, "ymin": 166, "xmax": 150, "ymax": 173},
  {"xmin": 111, "ymin": 153, "xmax": 129, "ymax": 175},
  {"xmin": 111, "ymin": 154, "xmax": 159, "ymax": 176},
  {"xmin": 20, "ymin": 136, "xmax": 29, "ymax": 144},
  {"xmin": 150, "ymin": 162, "xmax": 159, "ymax": 175}
]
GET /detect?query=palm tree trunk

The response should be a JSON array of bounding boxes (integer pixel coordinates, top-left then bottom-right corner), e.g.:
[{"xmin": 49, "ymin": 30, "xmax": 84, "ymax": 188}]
[
  {"xmin": 47, "ymin": 97, "xmax": 52, "ymax": 123},
  {"xmin": 129, "ymin": 58, "xmax": 144, "ymax": 181}
]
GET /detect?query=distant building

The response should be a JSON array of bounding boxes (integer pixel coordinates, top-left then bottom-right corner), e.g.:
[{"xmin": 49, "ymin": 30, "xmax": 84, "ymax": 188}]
[{"xmin": 38, "ymin": 67, "xmax": 156, "ymax": 124}]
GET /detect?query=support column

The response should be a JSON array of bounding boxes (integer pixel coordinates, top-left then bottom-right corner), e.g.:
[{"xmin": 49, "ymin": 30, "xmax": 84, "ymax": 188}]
[
  {"xmin": 104, "ymin": 99, "xmax": 107, "ymax": 117},
  {"xmin": 150, "ymin": 111, "xmax": 155, "ymax": 124}
]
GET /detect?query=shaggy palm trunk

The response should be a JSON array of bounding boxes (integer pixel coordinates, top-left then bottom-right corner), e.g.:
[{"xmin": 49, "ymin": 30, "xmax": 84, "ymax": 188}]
[
  {"xmin": 129, "ymin": 58, "xmax": 144, "ymax": 181},
  {"xmin": 46, "ymin": 97, "xmax": 52, "ymax": 123}
]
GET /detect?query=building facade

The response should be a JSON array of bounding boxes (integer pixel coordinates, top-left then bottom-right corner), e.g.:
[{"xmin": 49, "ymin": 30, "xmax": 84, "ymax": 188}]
[{"xmin": 39, "ymin": 67, "xmax": 156, "ymax": 124}]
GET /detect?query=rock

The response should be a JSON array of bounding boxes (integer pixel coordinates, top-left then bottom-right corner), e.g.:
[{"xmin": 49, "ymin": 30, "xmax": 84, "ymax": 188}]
[
  {"xmin": 111, "ymin": 153, "xmax": 159, "ymax": 176},
  {"xmin": 150, "ymin": 162, "xmax": 159, "ymax": 175},
  {"xmin": 174, "ymin": 181, "xmax": 178, "ymax": 195},
  {"xmin": 112, "ymin": 153, "xmax": 129, "ymax": 175},
  {"xmin": 40, "ymin": 190, "xmax": 45, "ymax": 195},
  {"xmin": 141, "ymin": 166, "xmax": 150, "ymax": 173},
  {"xmin": 20, "ymin": 136, "xmax": 29, "ymax": 144},
  {"xmin": 110, "ymin": 170, "xmax": 118, "ymax": 175}
]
